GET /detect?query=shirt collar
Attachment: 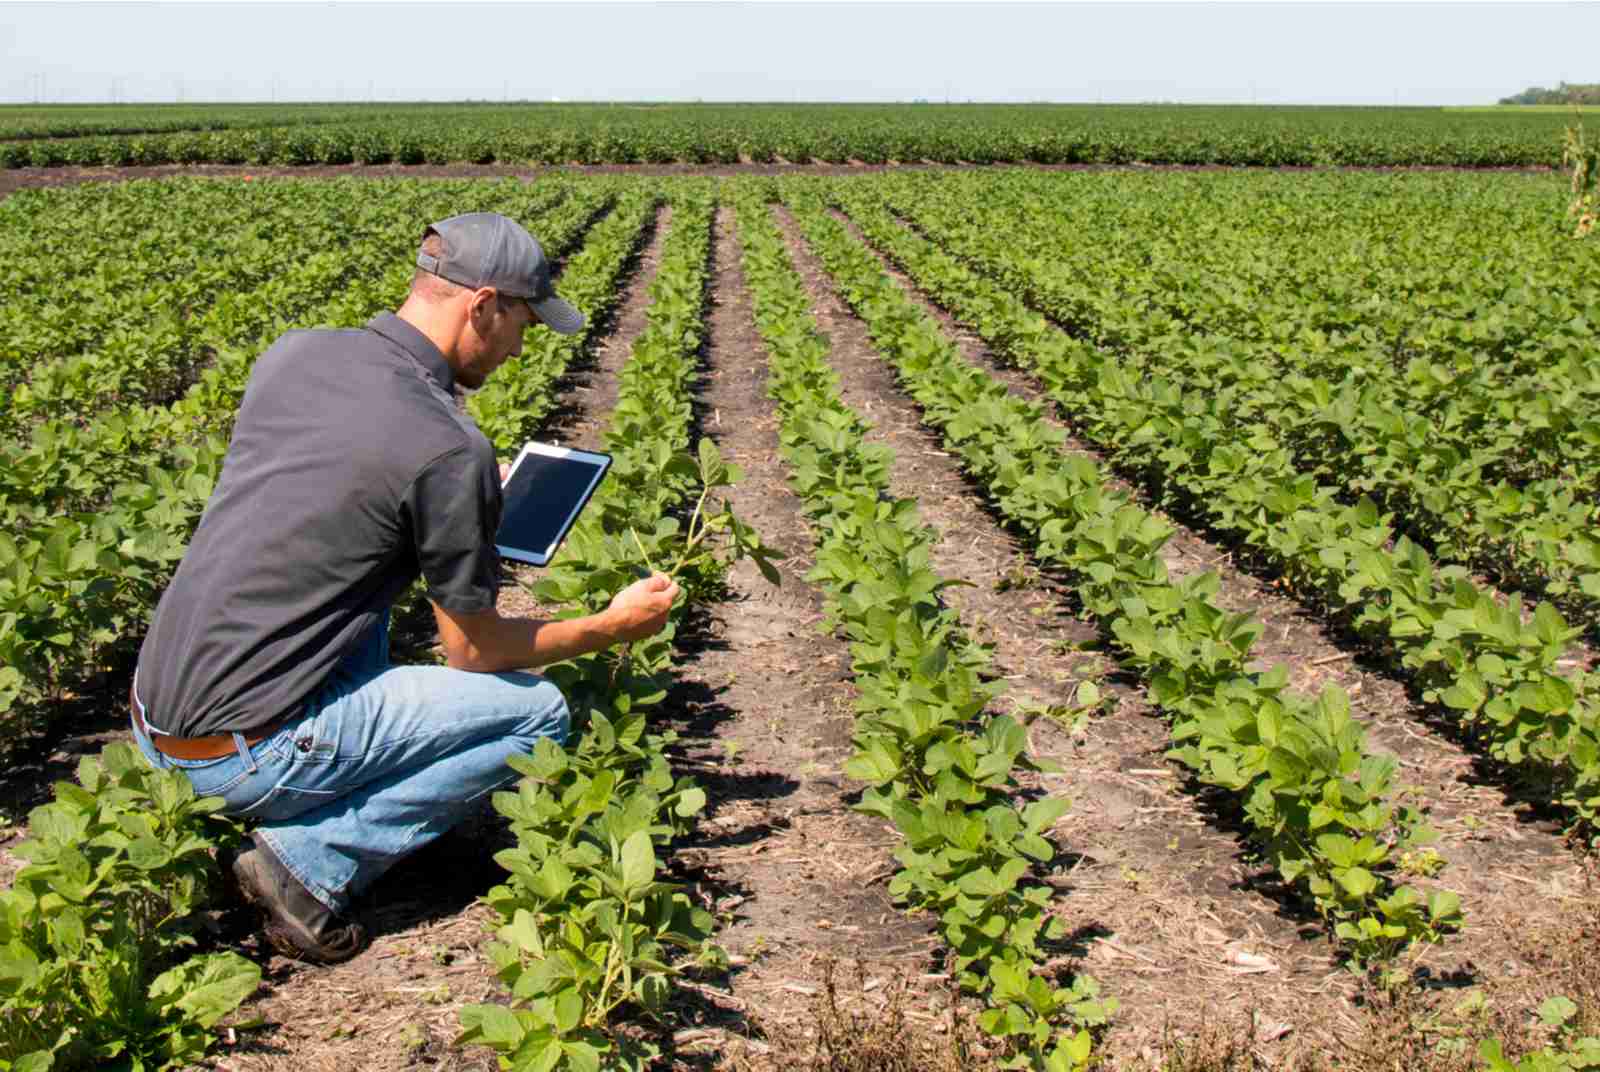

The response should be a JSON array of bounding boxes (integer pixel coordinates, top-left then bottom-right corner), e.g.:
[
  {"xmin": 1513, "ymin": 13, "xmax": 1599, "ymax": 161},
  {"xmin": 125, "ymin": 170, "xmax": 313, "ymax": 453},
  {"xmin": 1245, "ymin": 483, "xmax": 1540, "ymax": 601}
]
[{"xmin": 366, "ymin": 312, "xmax": 455, "ymax": 394}]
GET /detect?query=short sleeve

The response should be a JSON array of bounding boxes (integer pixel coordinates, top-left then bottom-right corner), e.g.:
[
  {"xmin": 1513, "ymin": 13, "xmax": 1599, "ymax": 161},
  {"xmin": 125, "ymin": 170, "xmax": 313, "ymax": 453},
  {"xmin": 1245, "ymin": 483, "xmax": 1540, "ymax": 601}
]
[{"xmin": 402, "ymin": 445, "xmax": 501, "ymax": 613}]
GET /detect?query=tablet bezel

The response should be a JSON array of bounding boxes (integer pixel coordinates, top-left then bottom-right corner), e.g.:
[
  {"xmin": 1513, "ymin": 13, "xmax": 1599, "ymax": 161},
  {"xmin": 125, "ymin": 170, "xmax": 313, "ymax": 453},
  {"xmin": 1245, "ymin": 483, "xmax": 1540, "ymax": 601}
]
[{"xmin": 494, "ymin": 441, "xmax": 612, "ymax": 567}]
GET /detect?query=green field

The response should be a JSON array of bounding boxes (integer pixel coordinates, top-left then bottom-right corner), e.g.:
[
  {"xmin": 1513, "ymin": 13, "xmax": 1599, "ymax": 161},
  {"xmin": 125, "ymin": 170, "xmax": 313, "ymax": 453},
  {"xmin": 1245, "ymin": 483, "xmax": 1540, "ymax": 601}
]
[
  {"xmin": 0, "ymin": 101, "xmax": 1584, "ymax": 167},
  {"xmin": 5, "ymin": 166, "xmax": 1600, "ymax": 1069}
]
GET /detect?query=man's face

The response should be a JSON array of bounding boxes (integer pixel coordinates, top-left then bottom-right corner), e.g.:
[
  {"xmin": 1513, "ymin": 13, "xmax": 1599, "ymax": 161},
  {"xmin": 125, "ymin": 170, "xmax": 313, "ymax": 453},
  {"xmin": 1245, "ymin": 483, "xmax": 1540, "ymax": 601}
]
[{"xmin": 459, "ymin": 294, "xmax": 538, "ymax": 390}]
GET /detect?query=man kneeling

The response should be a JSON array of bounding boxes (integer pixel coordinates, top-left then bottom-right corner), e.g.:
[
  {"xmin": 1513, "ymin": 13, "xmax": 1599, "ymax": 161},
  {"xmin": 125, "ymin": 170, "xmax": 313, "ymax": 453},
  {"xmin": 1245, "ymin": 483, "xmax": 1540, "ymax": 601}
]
[{"xmin": 130, "ymin": 212, "xmax": 678, "ymax": 964}]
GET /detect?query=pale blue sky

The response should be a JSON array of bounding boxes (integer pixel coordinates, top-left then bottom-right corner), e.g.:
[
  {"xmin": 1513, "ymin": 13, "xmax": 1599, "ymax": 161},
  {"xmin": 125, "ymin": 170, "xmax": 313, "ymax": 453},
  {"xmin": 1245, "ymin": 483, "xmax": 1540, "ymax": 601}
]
[{"xmin": 2, "ymin": 1, "xmax": 1595, "ymax": 106}]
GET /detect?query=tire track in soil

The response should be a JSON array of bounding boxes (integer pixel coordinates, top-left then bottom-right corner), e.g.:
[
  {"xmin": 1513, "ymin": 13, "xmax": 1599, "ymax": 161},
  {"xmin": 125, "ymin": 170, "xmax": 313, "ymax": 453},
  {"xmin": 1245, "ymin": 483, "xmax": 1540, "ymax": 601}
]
[
  {"xmin": 770, "ymin": 204, "xmax": 1348, "ymax": 1057},
  {"xmin": 816, "ymin": 205, "xmax": 1588, "ymax": 1041},
  {"xmin": 666, "ymin": 204, "xmax": 942, "ymax": 1056},
  {"xmin": 213, "ymin": 202, "xmax": 673, "ymax": 1072}
]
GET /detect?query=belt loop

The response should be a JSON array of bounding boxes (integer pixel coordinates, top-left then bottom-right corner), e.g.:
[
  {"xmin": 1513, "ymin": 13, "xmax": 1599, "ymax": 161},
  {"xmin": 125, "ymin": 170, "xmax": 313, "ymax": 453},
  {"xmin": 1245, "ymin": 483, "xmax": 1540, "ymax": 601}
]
[{"xmin": 232, "ymin": 732, "xmax": 259, "ymax": 774}]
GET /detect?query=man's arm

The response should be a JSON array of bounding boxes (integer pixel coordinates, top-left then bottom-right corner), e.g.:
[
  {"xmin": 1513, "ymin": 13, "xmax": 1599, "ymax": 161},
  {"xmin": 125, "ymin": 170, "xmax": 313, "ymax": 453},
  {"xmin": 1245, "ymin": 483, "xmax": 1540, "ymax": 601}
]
[{"xmin": 432, "ymin": 572, "xmax": 680, "ymax": 672}]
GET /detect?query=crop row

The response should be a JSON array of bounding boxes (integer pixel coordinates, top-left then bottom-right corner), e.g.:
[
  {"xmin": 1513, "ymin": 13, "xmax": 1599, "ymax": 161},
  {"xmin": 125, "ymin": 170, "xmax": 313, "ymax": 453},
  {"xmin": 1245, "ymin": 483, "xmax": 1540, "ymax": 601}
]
[
  {"xmin": 0, "ymin": 178, "xmax": 315, "ymax": 309},
  {"xmin": 3, "ymin": 182, "xmax": 576, "ymax": 438},
  {"xmin": 777, "ymin": 183, "xmax": 1463, "ymax": 968},
  {"xmin": 0, "ymin": 103, "xmax": 1580, "ymax": 168},
  {"xmin": 1, "ymin": 180, "xmax": 574, "ymax": 520},
  {"xmin": 821, "ymin": 180, "xmax": 1600, "ymax": 834},
  {"xmin": 0, "ymin": 180, "xmax": 626, "ymax": 735},
  {"xmin": 732, "ymin": 183, "xmax": 1109, "ymax": 1070},
  {"xmin": 877, "ymin": 171, "xmax": 1600, "ymax": 632},
  {"xmin": 0, "ymin": 101, "xmax": 381, "ymax": 140},
  {"xmin": 892, "ymin": 171, "xmax": 1600, "ymax": 484},
  {"xmin": 461, "ymin": 184, "xmax": 782, "ymax": 1072}
]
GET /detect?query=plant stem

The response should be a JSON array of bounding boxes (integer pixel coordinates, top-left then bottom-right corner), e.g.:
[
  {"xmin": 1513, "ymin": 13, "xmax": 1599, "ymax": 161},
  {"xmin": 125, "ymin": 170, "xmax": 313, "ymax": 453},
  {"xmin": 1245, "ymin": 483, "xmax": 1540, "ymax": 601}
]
[{"xmin": 628, "ymin": 527, "xmax": 657, "ymax": 574}]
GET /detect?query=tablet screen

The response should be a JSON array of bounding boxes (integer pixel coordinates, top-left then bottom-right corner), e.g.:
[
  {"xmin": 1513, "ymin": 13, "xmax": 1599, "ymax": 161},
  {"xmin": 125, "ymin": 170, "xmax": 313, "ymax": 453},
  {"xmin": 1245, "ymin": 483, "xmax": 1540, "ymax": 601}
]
[{"xmin": 495, "ymin": 443, "xmax": 611, "ymax": 566}]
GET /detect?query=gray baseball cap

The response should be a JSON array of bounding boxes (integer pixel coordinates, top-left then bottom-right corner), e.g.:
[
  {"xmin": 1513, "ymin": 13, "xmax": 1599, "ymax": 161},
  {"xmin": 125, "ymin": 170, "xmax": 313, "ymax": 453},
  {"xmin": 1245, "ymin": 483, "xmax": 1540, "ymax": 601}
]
[{"xmin": 416, "ymin": 212, "xmax": 585, "ymax": 335}]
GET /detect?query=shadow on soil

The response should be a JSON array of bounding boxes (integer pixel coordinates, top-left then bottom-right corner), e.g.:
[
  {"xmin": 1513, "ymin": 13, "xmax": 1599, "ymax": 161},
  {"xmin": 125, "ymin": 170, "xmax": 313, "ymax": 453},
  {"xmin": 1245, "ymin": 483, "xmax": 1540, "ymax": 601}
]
[{"xmin": 0, "ymin": 663, "xmax": 142, "ymax": 824}]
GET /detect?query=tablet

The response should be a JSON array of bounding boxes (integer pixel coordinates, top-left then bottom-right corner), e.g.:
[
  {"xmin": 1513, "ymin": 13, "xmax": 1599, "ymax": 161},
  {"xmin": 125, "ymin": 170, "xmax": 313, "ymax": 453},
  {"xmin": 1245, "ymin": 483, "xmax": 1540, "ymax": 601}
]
[{"xmin": 495, "ymin": 442, "xmax": 612, "ymax": 566}]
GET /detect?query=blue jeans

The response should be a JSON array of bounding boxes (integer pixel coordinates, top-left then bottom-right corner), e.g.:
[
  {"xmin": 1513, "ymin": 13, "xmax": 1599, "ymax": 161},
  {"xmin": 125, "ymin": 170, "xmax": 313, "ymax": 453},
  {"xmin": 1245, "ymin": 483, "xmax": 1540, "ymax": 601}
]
[{"xmin": 130, "ymin": 613, "xmax": 570, "ymax": 913}]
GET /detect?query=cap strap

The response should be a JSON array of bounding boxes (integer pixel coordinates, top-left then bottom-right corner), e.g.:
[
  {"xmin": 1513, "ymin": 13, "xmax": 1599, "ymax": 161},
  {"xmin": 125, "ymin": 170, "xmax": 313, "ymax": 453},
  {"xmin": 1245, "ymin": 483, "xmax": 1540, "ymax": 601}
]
[{"xmin": 416, "ymin": 252, "xmax": 441, "ymax": 274}]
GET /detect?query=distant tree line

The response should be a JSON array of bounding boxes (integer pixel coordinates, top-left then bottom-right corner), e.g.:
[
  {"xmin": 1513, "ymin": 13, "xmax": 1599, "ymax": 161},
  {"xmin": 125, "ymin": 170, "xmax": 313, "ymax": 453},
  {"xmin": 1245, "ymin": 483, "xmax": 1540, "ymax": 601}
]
[{"xmin": 1500, "ymin": 82, "xmax": 1600, "ymax": 105}]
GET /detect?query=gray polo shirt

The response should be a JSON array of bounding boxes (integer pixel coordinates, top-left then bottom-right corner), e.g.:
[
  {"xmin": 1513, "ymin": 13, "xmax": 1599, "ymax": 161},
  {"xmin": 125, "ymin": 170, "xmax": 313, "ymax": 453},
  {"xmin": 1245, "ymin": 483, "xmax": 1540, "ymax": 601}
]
[{"xmin": 135, "ymin": 313, "xmax": 502, "ymax": 739}]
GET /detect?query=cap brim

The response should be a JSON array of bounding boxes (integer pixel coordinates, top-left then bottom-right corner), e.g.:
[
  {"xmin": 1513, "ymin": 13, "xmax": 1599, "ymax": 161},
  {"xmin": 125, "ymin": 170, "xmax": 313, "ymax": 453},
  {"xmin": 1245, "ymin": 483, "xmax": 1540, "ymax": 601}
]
[{"xmin": 528, "ymin": 294, "xmax": 584, "ymax": 336}]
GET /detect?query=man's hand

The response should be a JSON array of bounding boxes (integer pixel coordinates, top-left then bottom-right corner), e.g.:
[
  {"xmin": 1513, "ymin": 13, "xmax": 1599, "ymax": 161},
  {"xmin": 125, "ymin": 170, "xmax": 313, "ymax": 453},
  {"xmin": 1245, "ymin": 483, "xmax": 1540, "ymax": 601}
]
[
  {"xmin": 607, "ymin": 572, "xmax": 680, "ymax": 642},
  {"xmin": 499, "ymin": 461, "xmax": 511, "ymax": 483},
  {"xmin": 433, "ymin": 573, "xmax": 677, "ymax": 672}
]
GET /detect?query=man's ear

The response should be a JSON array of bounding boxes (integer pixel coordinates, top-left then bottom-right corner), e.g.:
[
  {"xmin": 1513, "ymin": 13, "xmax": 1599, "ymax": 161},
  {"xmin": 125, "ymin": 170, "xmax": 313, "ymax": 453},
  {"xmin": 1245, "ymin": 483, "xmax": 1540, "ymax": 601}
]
[{"xmin": 467, "ymin": 286, "xmax": 499, "ymax": 330}]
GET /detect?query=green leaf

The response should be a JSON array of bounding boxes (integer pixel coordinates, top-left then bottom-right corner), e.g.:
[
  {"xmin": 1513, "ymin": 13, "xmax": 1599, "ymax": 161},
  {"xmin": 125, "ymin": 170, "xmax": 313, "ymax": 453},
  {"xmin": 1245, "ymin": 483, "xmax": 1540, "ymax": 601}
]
[
  {"xmin": 1337, "ymin": 866, "xmax": 1378, "ymax": 899},
  {"xmin": 619, "ymin": 829, "xmax": 655, "ymax": 892},
  {"xmin": 564, "ymin": 1040, "xmax": 602, "ymax": 1072},
  {"xmin": 127, "ymin": 837, "xmax": 173, "ymax": 871},
  {"xmin": 697, "ymin": 437, "xmax": 728, "ymax": 486},
  {"xmin": 554, "ymin": 988, "xmax": 583, "ymax": 1033},
  {"xmin": 674, "ymin": 786, "xmax": 707, "ymax": 818},
  {"xmin": 49, "ymin": 909, "xmax": 85, "ymax": 956},
  {"xmin": 843, "ymin": 741, "xmax": 900, "ymax": 784},
  {"xmin": 1022, "ymin": 796, "xmax": 1071, "ymax": 834},
  {"xmin": 508, "ymin": 908, "xmax": 545, "ymax": 953},
  {"xmin": 1315, "ymin": 833, "xmax": 1359, "ymax": 868},
  {"xmin": 1264, "ymin": 746, "xmax": 1309, "ymax": 788},
  {"xmin": 148, "ymin": 951, "xmax": 262, "ymax": 1029},
  {"xmin": 1539, "ymin": 995, "xmax": 1578, "ymax": 1027},
  {"xmin": 917, "ymin": 644, "xmax": 949, "ymax": 678},
  {"xmin": 1428, "ymin": 890, "xmax": 1462, "ymax": 924},
  {"xmin": 67, "ymin": 540, "xmax": 99, "ymax": 574},
  {"xmin": 462, "ymin": 1003, "xmax": 527, "ymax": 1047}
]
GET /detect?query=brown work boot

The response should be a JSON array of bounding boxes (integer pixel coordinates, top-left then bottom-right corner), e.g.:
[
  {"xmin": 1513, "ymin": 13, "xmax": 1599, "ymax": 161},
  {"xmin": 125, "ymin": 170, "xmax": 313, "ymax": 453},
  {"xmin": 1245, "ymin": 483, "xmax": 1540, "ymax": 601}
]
[{"xmin": 231, "ymin": 840, "xmax": 368, "ymax": 965}]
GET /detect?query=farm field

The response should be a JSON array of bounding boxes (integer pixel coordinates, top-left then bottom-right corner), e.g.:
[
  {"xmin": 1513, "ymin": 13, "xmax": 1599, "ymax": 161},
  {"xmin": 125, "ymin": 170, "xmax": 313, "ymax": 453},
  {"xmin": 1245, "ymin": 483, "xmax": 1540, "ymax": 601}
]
[
  {"xmin": 0, "ymin": 101, "xmax": 1587, "ymax": 167},
  {"xmin": 3, "ymin": 166, "xmax": 1600, "ymax": 1071}
]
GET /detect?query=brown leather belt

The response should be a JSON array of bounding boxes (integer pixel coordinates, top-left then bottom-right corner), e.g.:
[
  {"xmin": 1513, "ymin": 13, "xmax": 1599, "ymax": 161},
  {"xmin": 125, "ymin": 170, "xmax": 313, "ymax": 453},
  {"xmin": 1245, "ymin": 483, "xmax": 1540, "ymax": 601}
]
[{"xmin": 130, "ymin": 685, "xmax": 286, "ymax": 761}]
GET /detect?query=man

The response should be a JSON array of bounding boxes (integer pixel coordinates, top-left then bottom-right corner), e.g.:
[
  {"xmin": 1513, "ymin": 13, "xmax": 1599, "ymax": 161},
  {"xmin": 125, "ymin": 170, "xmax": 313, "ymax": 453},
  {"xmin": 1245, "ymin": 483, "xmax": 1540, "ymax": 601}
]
[{"xmin": 130, "ymin": 212, "xmax": 678, "ymax": 964}]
